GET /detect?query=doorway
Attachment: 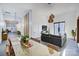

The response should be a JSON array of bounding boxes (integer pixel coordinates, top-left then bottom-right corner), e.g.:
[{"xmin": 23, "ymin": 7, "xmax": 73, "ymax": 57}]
[{"xmin": 77, "ymin": 17, "xmax": 79, "ymax": 43}]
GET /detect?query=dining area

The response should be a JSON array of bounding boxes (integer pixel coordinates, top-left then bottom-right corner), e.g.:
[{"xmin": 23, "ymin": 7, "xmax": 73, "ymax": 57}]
[
  {"xmin": 0, "ymin": 32, "xmax": 58, "ymax": 56},
  {"xmin": 7, "ymin": 33, "xmax": 56, "ymax": 56}
]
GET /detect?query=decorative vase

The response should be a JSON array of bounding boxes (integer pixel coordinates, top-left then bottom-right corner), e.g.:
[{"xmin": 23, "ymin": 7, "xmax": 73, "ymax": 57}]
[{"xmin": 25, "ymin": 40, "xmax": 29, "ymax": 44}]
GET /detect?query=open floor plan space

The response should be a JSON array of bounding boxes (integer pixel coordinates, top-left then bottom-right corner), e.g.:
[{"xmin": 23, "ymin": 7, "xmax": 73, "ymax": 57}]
[{"xmin": 0, "ymin": 3, "xmax": 79, "ymax": 56}]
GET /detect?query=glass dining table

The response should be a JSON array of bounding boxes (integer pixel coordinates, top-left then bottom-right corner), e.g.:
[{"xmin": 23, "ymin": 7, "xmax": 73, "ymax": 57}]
[{"xmin": 8, "ymin": 33, "xmax": 58, "ymax": 56}]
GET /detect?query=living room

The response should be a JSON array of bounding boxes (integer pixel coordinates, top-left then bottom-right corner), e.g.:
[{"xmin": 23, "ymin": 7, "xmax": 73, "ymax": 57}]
[{"xmin": 0, "ymin": 3, "xmax": 79, "ymax": 56}]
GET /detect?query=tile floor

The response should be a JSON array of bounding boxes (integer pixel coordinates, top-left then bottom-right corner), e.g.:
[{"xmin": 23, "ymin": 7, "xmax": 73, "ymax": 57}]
[
  {"xmin": 0, "ymin": 41, "xmax": 7, "ymax": 56},
  {"xmin": 0, "ymin": 33, "xmax": 79, "ymax": 56},
  {"xmin": 61, "ymin": 39, "xmax": 79, "ymax": 56}
]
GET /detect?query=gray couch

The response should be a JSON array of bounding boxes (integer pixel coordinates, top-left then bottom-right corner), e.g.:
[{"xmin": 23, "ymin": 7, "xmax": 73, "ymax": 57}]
[{"xmin": 41, "ymin": 33, "xmax": 66, "ymax": 47}]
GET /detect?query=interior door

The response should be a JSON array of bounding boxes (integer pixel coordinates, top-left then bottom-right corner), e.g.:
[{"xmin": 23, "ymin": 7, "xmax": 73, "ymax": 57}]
[{"xmin": 77, "ymin": 17, "xmax": 79, "ymax": 43}]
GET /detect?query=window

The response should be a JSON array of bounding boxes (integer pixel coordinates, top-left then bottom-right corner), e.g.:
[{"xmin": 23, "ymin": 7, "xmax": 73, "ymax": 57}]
[{"xmin": 54, "ymin": 21, "xmax": 65, "ymax": 35}]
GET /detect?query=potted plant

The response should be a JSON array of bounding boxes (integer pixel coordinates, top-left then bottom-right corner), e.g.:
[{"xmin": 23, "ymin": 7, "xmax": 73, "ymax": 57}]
[
  {"xmin": 71, "ymin": 30, "xmax": 76, "ymax": 41},
  {"xmin": 21, "ymin": 34, "xmax": 29, "ymax": 44}
]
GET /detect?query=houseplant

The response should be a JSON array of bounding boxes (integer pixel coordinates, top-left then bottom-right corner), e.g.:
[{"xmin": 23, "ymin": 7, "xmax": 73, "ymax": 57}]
[
  {"xmin": 21, "ymin": 34, "xmax": 29, "ymax": 44},
  {"xmin": 71, "ymin": 30, "xmax": 76, "ymax": 41}
]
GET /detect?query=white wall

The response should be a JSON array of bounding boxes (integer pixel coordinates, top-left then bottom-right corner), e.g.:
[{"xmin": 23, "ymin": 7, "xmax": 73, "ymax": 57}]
[
  {"xmin": 0, "ymin": 3, "xmax": 79, "ymax": 39},
  {"xmin": 48, "ymin": 3, "xmax": 78, "ymax": 38},
  {"xmin": 31, "ymin": 3, "xmax": 79, "ymax": 38},
  {"xmin": 0, "ymin": 3, "xmax": 50, "ymax": 38}
]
